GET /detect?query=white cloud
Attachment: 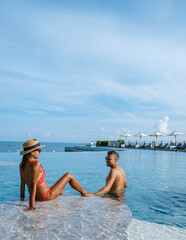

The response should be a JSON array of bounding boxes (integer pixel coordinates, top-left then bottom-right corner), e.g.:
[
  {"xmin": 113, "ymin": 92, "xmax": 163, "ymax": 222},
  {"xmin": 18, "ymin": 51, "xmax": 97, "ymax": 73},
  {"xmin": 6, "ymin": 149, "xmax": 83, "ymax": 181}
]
[
  {"xmin": 125, "ymin": 112, "xmax": 137, "ymax": 119},
  {"xmin": 155, "ymin": 116, "xmax": 170, "ymax": 133},
  {"xmin": 28, "ymin": 133, "xmax": 32, "ymax": 138}
]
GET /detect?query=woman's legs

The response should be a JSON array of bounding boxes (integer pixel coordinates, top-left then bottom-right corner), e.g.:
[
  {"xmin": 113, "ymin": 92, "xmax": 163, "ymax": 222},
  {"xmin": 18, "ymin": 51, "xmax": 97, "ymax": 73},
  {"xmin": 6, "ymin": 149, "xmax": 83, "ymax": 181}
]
[{"xmin": 47, "ymin": 172, "xmax": 88, "ymax": 200}]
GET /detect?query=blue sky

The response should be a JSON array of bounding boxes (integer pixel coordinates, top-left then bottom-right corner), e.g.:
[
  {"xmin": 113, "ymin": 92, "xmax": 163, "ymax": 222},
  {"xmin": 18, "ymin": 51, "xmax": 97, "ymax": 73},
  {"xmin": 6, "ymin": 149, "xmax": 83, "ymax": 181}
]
[{"xmin": 0, "ymin": 0, "xmax": 186, "ymax": 143}]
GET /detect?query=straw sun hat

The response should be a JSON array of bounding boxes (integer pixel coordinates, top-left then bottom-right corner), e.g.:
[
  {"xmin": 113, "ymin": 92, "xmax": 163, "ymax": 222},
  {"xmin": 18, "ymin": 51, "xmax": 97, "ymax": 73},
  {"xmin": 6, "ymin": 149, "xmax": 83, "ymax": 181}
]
[{"xmin": 20, "ymin": 139, "xmax": 45, "ymax": 155}]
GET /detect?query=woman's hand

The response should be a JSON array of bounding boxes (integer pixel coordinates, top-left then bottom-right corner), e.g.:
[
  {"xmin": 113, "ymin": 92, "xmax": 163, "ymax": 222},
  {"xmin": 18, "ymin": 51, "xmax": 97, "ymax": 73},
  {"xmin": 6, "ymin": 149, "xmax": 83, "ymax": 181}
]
[
  {"xmin": 81, "ymin": 192, "xmax": 93, "ymax": 197},
  {"xmin": 24, "ymin": 207, "xmax": 36, "ymax": 211}
]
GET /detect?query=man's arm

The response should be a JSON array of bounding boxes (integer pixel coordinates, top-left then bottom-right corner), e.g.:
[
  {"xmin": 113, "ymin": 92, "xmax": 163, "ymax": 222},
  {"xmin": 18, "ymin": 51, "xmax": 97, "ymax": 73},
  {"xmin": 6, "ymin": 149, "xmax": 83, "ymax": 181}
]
[{"xmin": 93, "ymin": 170, "xmax": 117, "ymax": 196}]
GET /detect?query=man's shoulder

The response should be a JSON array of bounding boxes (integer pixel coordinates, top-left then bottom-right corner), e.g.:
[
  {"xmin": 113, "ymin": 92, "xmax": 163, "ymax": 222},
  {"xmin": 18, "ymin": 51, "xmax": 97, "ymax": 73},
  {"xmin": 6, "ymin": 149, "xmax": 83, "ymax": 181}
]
[
  {"xmin": 115, "ymin": 165, "xmax": 124, "ymax": 171},
  {"xmin": 114, "ymin": 166, "xmax": 125, "ymax": 176},
  {"xmin": 110, "ymin": 168, "xmax": 118, "ymax": 175},
  {"xmin": 117, "ymin": 165, "xmax": 124, "ymax": 170},
  {"xmin": 110, "ymin": 167, "xmax": 123, "ymax": 174}
]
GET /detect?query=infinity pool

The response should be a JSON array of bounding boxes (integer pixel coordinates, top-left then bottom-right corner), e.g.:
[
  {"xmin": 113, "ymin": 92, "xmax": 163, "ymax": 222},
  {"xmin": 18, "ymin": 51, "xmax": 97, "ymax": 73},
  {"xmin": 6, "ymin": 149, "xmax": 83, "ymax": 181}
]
[{"xmin": 0, "ymin": 145, "xmax": 186, "ymax": 239}]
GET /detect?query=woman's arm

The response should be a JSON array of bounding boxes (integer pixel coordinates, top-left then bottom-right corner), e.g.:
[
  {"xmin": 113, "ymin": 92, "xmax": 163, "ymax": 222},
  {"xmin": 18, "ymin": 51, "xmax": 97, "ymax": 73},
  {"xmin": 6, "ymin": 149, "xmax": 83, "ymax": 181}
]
[
  {"xmin": 25, "ymin": 162, "xmax": 41, "ymax": 211},
  {"xmin": 26, "ymin": 183, "xmax": 37, "ymax": 211},
  {"xmin": 19, "ymin": 164, "xmax": 25, "ymax": 200}
]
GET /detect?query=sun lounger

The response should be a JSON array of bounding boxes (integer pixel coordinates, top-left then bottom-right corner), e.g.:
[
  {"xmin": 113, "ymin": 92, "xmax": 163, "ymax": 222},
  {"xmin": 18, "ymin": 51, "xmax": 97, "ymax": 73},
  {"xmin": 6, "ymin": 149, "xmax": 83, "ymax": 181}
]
[
  {"xmin": 170, "ymin": 145, "xmax": 176, "ymax": 150},
  {"xmin": 164, "ymin": 144, "xmax": 170, "ymax": 149},
  {"xmin": 182, "ymin": 143, "xmax": 186, "ymax": 149},
  {"xmin": 161, "ymin": 143, "xmax": 168, "ymax": 149},
  {"xmin": 156, "ymin": 143, "xmax": 163, "ymax": 148},
  {"xmin": 130, "ymin": 143, "xmax": 135, "ymax": 148},
  {"xmin": 145, "ymin": 143, "xmax": 151, "ymax": 148},
  {"xmin": 176, "ymin": 143, "xmax": 182, "ymax": 149},
  {"xmin": 140, "ymin": 142, "xmax": 146, "ymax": 148},
  {"xmin": 178, "ymin": 143, "xmax": 186, "ymax": 149},
  {"xmin": 126, "ymin": 143, "xmax": 132, "ymax": 147}
]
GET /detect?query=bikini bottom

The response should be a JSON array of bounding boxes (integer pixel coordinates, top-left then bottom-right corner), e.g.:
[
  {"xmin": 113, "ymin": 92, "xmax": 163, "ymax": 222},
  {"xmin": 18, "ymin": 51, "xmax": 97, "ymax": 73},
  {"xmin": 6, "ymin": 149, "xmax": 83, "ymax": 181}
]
[{"xmin": 35, "ymin": 187, "xmax": 51, "ymax": 201}]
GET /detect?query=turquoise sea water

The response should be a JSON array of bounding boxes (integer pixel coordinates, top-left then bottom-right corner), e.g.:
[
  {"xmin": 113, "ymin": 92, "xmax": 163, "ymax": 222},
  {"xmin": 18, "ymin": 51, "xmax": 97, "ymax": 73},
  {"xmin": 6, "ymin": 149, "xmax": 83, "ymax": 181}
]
[{"xmin": 0, "ymin": 141, "xmax": 186, "ymax": 239}]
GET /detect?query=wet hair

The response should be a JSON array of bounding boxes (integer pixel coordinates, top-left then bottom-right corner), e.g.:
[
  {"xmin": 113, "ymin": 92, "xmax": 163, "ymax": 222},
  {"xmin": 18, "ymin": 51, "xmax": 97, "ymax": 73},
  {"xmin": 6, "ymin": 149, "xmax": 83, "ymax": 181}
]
[
  {"xmin": 21, "ymin": 152, "xmax": 31, "ymax": 171},
  {"xmin": 107, "ymin": 151, "xmax": 119, "ymax": 160}
]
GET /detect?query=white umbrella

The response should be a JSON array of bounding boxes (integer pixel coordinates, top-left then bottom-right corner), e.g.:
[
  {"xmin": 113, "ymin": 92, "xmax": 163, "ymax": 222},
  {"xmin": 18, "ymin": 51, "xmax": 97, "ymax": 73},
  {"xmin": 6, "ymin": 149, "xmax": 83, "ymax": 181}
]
[
  {"xmin": 134, "ymin": 132, "xmax": 147, "ymax": 146},
  {"xmin": 167, "ymin": 131, "xmax": 184, "ymax": 146},
  {"xmin": 122, "ymin": 133, "xmax": 132, "ymax": 145},
  {"xmin": 149, "ymin": 132, "xmax": 163, "ymax": 147}
]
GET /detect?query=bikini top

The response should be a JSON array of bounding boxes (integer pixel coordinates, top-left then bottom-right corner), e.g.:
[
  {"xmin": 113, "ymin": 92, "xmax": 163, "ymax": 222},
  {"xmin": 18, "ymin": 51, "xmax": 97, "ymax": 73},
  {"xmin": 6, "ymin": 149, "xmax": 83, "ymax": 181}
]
[{"xmin": 25, "ymin": 161, "xmax": 45, "ymax": 186}]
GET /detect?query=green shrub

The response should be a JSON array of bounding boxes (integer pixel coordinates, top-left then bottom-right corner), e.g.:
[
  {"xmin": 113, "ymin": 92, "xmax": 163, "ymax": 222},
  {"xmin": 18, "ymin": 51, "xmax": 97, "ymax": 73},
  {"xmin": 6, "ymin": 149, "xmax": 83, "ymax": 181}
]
[
  {"xmin": 96, "ymin": 140, "xmax": 108, "ymax": 146},
  {"xmin": 117, "ymin": 139, "xmax": 125, "ymax": 144}
]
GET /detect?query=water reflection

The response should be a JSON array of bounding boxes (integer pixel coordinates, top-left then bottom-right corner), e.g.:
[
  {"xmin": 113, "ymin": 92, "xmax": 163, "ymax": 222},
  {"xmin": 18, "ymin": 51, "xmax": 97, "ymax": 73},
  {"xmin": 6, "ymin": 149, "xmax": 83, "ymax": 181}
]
[{"xmin": 102, "ymin": 189, "xmax": 126, "ymax": 202}]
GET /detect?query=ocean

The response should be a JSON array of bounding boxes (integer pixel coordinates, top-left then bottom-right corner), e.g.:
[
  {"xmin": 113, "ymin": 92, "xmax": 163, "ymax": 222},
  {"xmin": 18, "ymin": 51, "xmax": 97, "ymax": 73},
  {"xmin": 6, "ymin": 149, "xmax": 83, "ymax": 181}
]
[{"xmin": 0, "ymin": 141, "xmax": 186, "ymax": 239}]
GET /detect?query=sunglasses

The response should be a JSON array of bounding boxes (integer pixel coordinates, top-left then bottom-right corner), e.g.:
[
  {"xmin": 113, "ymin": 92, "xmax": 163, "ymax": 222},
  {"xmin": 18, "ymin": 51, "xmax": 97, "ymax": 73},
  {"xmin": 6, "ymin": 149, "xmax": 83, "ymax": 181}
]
[
  {"xmin": 105, "ymin": 157, "xmax": 112, "ymax": 160},
  {"xmin": 34, "ymin": 149, "xmax": 41, "ymax": 153}
]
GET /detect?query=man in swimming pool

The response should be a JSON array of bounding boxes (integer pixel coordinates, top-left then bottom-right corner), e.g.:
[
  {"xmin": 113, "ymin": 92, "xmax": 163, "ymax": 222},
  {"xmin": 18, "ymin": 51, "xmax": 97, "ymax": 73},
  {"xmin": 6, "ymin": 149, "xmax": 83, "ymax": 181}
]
[{"xmin": 92, "ymin": 151, "xmax": 127, "ymax": 196}]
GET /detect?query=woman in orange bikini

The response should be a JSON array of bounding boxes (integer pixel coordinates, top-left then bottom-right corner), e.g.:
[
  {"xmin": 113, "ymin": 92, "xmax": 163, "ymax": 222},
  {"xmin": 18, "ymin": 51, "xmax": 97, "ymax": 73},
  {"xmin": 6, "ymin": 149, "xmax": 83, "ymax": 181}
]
[{"xmin": 19, "ymin": 139, "xmax": 90, "ymax": 211}]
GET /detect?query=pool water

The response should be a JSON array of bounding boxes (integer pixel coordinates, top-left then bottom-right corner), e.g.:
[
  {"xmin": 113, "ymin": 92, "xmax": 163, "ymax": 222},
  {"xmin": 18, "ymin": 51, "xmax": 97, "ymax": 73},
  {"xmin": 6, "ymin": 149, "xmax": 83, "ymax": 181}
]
[{"xmin": 0, "ymin": 143, "xmax": 186, "ymax": 239}]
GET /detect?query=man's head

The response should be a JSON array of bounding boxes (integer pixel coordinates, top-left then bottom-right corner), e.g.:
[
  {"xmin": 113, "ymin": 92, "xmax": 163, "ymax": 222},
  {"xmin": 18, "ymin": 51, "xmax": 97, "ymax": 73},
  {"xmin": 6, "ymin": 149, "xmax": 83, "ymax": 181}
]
[{"xmin": 105, "ymin": 151, "xmax": 119, "ymax": 167}]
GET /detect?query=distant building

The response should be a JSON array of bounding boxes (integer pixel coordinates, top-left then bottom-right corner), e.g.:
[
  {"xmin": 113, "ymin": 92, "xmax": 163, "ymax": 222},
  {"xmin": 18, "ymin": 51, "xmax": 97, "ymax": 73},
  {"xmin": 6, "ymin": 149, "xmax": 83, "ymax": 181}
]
[{"xmin": 108, "ymin": 141, "xmax": 120, "ymax": 148}]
